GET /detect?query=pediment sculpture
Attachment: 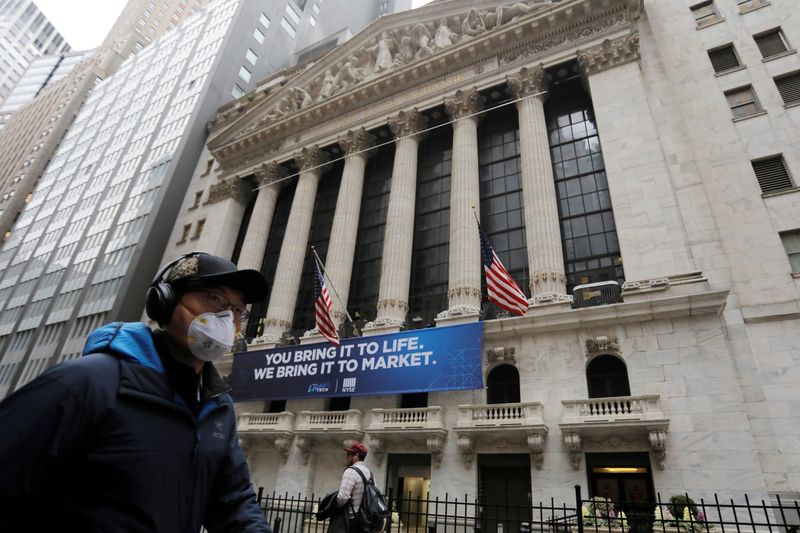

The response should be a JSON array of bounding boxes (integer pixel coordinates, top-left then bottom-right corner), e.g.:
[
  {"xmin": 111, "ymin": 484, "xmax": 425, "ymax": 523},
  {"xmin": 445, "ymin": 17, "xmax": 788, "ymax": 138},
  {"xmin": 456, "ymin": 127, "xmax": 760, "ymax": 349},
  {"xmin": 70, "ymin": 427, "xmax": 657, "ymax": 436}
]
[{"xmin": 261, "ymin": 2, "xmax": 547, "ymax": 123}]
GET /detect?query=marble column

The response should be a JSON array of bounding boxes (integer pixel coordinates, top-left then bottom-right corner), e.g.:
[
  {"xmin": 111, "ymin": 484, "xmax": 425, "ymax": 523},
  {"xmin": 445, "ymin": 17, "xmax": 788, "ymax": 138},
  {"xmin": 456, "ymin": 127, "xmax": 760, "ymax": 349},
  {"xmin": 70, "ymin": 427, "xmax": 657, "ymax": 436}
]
[
  {"xmin": 365, "ymin": 109, "xmax": 427, "ymax": 334},
  {"xmin": 441, "ymin": 88, "xmax": 483, "ymax": 318},
  {"xmin": 508, "ymin": 64, "xmax": 570, "ymax": 304},
  {"xmin": 236, "ymin": 163, "xmax": 287, "ymax": 272},
  {"xmin": 324, "ymin": 128, "xmax": 375, "ymax": 329},
  {"xmin": 261, "ymin": 146, "xmax": 328, "ymax": 343}
]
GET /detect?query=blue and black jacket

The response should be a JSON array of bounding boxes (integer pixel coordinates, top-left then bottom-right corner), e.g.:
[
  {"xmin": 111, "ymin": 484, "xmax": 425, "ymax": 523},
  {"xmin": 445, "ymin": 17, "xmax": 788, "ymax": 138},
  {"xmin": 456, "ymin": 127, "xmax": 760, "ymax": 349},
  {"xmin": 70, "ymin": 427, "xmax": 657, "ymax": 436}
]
[{"xmin": 0, "ymin": 322, "xmax": 271, "ymax": 533}]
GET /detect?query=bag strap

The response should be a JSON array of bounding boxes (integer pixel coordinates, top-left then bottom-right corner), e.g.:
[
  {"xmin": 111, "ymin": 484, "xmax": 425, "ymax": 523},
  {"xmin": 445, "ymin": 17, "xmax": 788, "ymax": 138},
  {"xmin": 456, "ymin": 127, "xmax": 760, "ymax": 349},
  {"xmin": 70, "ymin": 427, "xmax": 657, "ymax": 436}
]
[{"xmin": 347, "ymin": 465, "xmax": 371, "ymax": 510}]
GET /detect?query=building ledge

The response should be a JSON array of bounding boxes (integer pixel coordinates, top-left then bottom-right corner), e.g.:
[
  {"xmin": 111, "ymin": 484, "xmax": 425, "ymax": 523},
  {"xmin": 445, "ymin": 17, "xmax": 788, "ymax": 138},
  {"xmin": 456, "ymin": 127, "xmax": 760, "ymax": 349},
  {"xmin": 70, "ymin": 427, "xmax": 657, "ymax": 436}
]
[
  {"xmin": 762, "ymin": 49, "xmax": 796, "ymax": 63},
  {"xmin": 454, "ymin": 402, "xmax": 548, "ymax": 469},
  {"xmin": 559, "ymin": 395, "xmax": 669, "ymax": 470},
  {"xmin": 483, "ymin": 275, "xmax": 729, "ymax": 338},
  {"xmin": 365, "ymin": 407, "xmax": 448, "ymax": 467},
  {"xmin": 237, "ymin": 412, "xmax": 295, "ymax": 462}
]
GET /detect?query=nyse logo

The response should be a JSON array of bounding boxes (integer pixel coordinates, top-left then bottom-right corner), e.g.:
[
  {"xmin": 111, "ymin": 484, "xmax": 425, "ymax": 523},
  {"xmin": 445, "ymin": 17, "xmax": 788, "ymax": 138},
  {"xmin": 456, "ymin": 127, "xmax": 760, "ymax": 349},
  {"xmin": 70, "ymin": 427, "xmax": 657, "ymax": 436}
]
[
  {"xmin": 308, "ymin": 383, "xmax": 330, "ymax": 393},
  {"xmin": 341, "ymin": 377, "xmax": 357, "ymax": 393}
]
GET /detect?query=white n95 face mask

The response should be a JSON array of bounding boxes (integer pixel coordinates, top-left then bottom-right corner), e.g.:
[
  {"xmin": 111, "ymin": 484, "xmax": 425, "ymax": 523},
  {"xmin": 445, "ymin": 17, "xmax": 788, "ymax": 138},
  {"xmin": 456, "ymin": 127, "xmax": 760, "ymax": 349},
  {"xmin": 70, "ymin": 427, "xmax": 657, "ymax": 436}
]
[{"xmin": 186, "ymin": 310, "xmax": 236, "ymax": 362}]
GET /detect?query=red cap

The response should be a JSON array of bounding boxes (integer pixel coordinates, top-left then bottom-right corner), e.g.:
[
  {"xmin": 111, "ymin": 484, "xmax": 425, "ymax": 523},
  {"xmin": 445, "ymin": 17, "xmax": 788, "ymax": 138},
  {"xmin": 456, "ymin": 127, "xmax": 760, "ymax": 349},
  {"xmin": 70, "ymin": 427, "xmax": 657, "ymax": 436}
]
[{"xmin": 344, "ymin": 442, "xmax": 368, "ymax": 458}]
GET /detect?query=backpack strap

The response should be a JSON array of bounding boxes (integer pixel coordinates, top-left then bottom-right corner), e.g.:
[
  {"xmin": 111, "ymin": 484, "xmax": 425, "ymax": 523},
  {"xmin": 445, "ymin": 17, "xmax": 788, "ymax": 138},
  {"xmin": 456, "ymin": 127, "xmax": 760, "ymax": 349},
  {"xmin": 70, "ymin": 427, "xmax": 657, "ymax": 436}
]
[{"xmin": 347, "ymin": 465, "xmax": 371, "ymax": 511}]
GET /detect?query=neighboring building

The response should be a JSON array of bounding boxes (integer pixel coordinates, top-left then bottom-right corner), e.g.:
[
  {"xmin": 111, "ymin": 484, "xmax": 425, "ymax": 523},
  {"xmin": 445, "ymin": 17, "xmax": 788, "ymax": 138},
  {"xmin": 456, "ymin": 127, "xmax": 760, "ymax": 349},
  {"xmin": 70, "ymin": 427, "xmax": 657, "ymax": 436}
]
[
  {"xmin": 0, "ymin": 0, "xmax": 414, "ymax": 396},
  {"xmin": 0, "ymin": 50, "xmax": 93, "ymax": 129},
  {"xmin": 0, "ymin": 52, "xmax": 99, "ymax": 239},
  {"xmin": 96, "ymin": 0, "xmax": 213, "ymax": 76},
  {"xmin": 0, "ymin": 0, "xmax": 70, "ymax": 106},
  {"xmin": 175, "ymin": 0, "xmax": 800, "ymax": 513}
]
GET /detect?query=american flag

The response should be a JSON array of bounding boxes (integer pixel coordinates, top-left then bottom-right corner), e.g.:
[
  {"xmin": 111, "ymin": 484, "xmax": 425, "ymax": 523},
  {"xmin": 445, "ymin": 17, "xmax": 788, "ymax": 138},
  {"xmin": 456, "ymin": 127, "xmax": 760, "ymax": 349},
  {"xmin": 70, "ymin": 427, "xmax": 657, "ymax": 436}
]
[
  {"xmin": 478, "ymin": 223, "xmax": 529, "ymax": 316},
  {"xmin": 313, "ymin": 256, "xmax": 340, "ymax": 346}
]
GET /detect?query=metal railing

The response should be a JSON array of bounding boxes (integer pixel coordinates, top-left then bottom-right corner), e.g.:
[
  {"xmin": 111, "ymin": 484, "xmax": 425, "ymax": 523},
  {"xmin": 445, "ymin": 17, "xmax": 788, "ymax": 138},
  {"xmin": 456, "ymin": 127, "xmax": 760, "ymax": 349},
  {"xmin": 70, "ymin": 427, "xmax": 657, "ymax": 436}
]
[{"xmin": 254, "ymin": 486, "xmax": 800, "ymax": 533}]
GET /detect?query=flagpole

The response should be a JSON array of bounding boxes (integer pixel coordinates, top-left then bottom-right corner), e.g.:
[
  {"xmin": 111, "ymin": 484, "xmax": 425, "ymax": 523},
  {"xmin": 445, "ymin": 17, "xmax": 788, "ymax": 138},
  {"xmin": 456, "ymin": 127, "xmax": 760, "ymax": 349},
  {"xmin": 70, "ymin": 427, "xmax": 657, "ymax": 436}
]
[
  {"xmin": 471, "ymin": 204, "xmax": 480, "ymax": 226},
  {"xmin": 310, "ymin": 246, "xmax": 354, "ymax": 323}
]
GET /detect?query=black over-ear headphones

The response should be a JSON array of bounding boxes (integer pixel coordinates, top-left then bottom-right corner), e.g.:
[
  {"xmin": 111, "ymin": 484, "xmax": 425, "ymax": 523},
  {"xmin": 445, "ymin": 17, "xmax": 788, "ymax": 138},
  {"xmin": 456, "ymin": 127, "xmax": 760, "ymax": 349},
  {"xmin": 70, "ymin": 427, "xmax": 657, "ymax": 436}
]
[{"xmin": 145, "ymin": 251, "xmax": 207, "ymax": 326}]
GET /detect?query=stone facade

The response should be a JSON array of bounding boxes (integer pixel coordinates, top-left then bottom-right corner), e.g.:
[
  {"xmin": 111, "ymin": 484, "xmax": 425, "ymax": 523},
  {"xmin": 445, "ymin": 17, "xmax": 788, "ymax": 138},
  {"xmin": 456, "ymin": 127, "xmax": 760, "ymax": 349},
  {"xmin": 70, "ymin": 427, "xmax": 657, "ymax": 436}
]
[{"xmin": 167, "ymin": 0, "xmax": 800, "ymax": 503}]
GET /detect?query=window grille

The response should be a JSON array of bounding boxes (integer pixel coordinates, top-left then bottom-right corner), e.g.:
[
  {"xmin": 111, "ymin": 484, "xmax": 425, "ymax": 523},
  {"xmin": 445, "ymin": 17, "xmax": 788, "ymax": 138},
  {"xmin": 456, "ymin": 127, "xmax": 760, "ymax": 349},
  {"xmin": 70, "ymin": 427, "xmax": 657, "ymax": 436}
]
[
  {"xmin": 755, "ymin": 29, "xmax": 789, "ymax": 58},
  {"xmin": 708, "ymin": 45, "xmax": 740, "ymax": 73},
  {"xmin": 775, "ymin": 71, "xmax": 800, "ymax": 106},
  {"xmin": 751, "ymin": 156, "xmax": 793, "ymax": 193}
]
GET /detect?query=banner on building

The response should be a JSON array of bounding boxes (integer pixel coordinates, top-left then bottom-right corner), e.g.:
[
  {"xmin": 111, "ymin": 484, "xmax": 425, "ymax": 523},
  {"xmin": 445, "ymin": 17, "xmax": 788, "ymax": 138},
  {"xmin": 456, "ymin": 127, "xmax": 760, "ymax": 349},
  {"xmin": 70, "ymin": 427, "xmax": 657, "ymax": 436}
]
[{"xmin": 229, "ymin": 322, "xmax": 484, "ymax": 401}]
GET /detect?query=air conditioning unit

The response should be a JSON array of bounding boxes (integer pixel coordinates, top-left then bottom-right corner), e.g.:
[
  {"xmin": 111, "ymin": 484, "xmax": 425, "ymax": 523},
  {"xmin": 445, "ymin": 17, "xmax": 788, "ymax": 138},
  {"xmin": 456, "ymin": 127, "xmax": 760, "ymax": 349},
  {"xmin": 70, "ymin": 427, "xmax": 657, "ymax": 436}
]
[{"xmin": 572, "ymin": 280, "xmax": 622, "ymax": 308}]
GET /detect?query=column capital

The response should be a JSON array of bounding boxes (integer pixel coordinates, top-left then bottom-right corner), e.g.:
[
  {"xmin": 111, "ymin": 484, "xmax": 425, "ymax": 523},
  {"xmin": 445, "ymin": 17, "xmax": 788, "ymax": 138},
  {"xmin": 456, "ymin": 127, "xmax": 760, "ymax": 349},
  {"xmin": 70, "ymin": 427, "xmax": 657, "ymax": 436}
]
[
  {"xmin": 577, "ymin": 31, "xmax": 640, "ymax": 76},
  {"xmin": 388, "ymin": 108, "xmax": 428, "ymax": 138},
  {"xmin": 507, "ymin": 64, "xmax": 548, "ymax": 99},
  {"xmin": 294, "ymin": 145, "xmax": 329, "ymax": 172},
  {"xmin": 206, "ymin": 176, "xmax": 252, "ymax": 206},
  {"xmin": 338, "ymin": 127, "xmax": 375, "ymax": 157},
  {"xmin": 254, "ymin": 162, "xmax": 288, "ymax": 186},
  {"xmin": 444, "ymin": 88, "xmax": 484, "ymax": 121}
]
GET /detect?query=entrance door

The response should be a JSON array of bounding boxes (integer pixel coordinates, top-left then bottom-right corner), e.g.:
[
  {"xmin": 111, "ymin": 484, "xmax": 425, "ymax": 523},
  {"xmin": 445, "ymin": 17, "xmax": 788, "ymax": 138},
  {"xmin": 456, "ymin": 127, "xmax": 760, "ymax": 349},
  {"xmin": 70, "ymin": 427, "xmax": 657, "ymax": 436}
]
[
  {"xmin": 587, "ymin": 453, "xmax": 655, "ymax": 533},
  {"xmin": 386, "ymin": 454, "xmax": 431, "ymax": 529},
  {"xmin": 479, "ymin": 455, "xmax": 532, "ymax": 533}
]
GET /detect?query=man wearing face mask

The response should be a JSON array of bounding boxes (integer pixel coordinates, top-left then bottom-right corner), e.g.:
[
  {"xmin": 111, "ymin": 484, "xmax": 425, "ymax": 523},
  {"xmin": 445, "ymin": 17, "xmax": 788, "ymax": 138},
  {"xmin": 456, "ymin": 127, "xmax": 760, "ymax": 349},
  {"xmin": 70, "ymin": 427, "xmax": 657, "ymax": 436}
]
[{"xmin": 0, "ymin": 251, "xmax": 272, "ymax": 533}]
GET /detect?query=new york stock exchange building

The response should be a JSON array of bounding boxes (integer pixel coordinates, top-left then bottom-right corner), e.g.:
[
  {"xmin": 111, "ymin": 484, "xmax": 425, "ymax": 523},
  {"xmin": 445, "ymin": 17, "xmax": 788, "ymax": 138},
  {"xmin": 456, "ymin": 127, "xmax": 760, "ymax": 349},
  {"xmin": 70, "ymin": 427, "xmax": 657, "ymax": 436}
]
[{"xmin": 163, "ymin": 0, "xmax": 800, "ymax": 522}]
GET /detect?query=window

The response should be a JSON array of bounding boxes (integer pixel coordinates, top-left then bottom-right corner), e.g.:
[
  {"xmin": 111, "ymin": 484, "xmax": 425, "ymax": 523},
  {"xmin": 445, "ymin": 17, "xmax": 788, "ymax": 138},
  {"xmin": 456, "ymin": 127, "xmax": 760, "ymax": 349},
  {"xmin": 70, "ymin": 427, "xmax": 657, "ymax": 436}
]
[
  {"xmin": 774, "ymin": 71, "xmax": 800, "ymax": 106},
  {"xmin": 245, "ymin": 48, "xmax": 257, "ymax": 65},
  {"xmin": 313, "ymin": 3, "xmax": 320, "ymax": 14},
  {"xmin": 737, "ymin": 0, "xmax": 767, "ymax": 12},
  {"xmin": 190, "ymin": 191, "xmax": 202, "ymax": 209},
  {"xmin": 178, "ymin": 223, "xmax": 191, "ymax": 243},
  {"xmin": 259, "ymin": 13, "xmax": 270, "ymax": 28},
  {"xmin": 267, "ymin": 399, "xmax": 286, "ymax": 413},
  {"xmin": 400, "ymin": 392, "xmax": 428, "ymax": 408},
  {"xmin": 280, "ymin": 17, "xmax": 296, "ymax": 38},
  {"xmin": 724, "ymin": 86, "xmax": 762, "ymax": 119},
  {"xmin": 780, "ymin": 230, "xmax": 800, "ymax": 273},
  {"xmin": 238, "ymin": 65, "xmax": 252, "ymax": 83},
  {"xmin": 192, "ymin": 219, "xmax": 205, "ymax": 240},
  {"xmin": 285, "ymin": 3, "xmax": 301, "ymax": 24},
  {"xmin": 586, "ymin": 355, "xmax": 630, "ymax": 398},
  {"xmin": 231, "ymin": 84, "xmax": 245, "ymax": 98},
  {"xmin": 486, "ymin": 365, "xmax": 520, "ymax": 404},
  {"xmin": 751, "ymin": 155, "xmax": 793, "ymax": 193},
  {"xmin": 755, "ymin": 29, "xmax": 790, "ymax": 59},
  {"xmin": 253, "ymin": 27, "xmax": 265, "ymax": 44},
  {"xmin": 690, "ymin": 1, "xmax": 721, "ymax": 28},
  {"xmin": 328, "ymin": 396, "xmax": 350, "ymax": 411},
  {"xmin": 309, "ymin": 16, "xmax": 317, "ymax": 27},
  {"xmin": 708, "ymin": 44, "xmax": 741, "ymax": 73}
]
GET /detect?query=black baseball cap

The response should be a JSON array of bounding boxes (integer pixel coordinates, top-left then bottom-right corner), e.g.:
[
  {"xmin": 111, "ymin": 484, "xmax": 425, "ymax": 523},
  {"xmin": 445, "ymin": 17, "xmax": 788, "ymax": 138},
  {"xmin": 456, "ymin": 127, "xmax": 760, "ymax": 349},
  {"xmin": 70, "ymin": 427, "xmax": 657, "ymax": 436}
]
[{"xmin": 165, "ymin": 252, "xmax": 268, "ymax": 303}]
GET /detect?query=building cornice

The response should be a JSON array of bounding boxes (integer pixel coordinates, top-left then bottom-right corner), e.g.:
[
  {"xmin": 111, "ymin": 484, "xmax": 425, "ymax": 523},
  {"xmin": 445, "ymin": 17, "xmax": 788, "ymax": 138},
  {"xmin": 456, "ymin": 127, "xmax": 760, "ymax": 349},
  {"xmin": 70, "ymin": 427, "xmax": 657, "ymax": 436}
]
[
  {"xmin": 209, "ymin": 0, "xmax": 643, "ymax": 179},
  {"xmin": 483, "ymin": 288, "xmax": 730, "ymax": 339}
]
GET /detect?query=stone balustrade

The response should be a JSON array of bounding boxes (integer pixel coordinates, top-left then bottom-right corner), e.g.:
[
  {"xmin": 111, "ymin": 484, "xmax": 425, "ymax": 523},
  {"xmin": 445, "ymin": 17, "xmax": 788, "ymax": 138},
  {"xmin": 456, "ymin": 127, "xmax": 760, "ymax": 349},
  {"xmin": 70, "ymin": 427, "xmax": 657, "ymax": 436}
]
[
  {"xmin": 457, "ymin": 401, "xmax": 545, "ymax": 427},
  {"xmin": 367, "ymin": 406, "xmax": 445, "ymax": 430},
  {"xmin": 238, "ymin": 412, "xmax": 296, "ymax": 433},
  {"xmin": 559, "ymin": 395, "xmax": 669, "ymax": 471},
  {"xmin": 561, "ymin": 395, "xmax": 665, "ymax": 424},
  {"xmin": 295, "ymin": 409, "xmax": 363, "ymax": 432}
]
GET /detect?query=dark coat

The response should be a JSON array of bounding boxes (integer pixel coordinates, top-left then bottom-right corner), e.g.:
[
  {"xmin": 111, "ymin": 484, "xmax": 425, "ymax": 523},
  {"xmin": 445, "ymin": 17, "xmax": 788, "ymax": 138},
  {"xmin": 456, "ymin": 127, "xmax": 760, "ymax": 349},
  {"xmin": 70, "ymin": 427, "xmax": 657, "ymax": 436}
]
[{"xmin": 0, "ymin": 322, "xmax": 271, "ymax": 533}]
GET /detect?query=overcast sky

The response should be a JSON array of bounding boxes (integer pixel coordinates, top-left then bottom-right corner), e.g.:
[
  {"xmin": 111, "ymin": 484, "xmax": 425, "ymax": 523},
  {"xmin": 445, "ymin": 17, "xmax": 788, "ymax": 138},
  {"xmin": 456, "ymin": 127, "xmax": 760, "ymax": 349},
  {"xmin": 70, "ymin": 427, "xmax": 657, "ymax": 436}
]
[{"xmin": 34, "ymin": 0, "xmax": 435, "ymax": 52}]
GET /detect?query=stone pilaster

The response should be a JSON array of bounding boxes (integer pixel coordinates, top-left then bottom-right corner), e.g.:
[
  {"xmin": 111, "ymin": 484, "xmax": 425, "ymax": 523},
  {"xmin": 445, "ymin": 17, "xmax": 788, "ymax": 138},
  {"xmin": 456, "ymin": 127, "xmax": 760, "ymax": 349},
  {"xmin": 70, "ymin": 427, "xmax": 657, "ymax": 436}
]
[
  {"xmin": 261, "ymin": 147, "xmax": 328, "ymax": 343},
  {"xmin": 236, "ymin": 163, "xmax": 287, "ymax": 272},
  {"xmin": 508, "ymin": 65, "xmax": 570, "ymax": 305},
  {"xmin": 441, "ymin": 88, "xmax": 483, "ymax": 319},
  {"xmin": 322, "ymin": 128, "xmax": 375, "ymax": 330},
  {"xmin": 365, "ymin": 109, "xmax": 428, "ymax": 334}
]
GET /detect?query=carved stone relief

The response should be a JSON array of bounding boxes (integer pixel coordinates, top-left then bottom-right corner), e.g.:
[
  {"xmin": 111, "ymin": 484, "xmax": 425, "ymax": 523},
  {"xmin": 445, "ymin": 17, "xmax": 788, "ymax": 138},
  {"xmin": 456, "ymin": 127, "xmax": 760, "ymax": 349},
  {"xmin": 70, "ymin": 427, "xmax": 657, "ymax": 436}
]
[
  {"xmin": 577, "ymin": 31, "xmax": 640, "ymax": 76},
  {"xmin": 585, "ymin": 336, "xmax": 621, "ymax": 356},
  {"xmin": 206, "ymin": 176, "xmax": 252, "ymax": 206}
]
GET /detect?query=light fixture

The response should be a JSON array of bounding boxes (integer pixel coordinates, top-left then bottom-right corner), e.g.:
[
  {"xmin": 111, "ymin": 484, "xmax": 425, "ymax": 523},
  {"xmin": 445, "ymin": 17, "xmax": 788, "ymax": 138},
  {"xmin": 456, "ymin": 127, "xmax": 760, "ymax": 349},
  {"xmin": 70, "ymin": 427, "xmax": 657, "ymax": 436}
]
[{"xmin": 592, "ymin": 467, "xmax": 647, "ymax": 474}]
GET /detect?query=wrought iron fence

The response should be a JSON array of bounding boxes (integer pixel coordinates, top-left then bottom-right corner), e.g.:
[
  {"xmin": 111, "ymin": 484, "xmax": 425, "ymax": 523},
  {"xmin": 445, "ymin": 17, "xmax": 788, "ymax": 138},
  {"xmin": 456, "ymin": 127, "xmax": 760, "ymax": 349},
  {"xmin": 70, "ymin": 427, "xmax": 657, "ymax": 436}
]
[{"xmin": 254, "ymin": 486, "xmax": 800, "ymax": 533}]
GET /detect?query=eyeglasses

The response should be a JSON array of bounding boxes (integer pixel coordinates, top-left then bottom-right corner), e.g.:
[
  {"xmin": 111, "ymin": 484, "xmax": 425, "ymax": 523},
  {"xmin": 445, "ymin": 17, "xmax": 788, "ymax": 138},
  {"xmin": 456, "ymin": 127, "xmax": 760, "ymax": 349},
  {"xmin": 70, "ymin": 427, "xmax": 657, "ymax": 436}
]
[{"xmin": 199, "ymin": 291, "xmax": 249, "ymax": 320}]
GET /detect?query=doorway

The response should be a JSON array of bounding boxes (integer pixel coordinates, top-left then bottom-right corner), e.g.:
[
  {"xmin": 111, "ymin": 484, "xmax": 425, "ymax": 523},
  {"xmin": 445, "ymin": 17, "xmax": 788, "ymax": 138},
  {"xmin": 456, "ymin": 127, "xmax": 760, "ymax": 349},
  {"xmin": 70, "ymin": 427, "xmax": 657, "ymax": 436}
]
[
  {"xmin": 586, "ymin": 453, "xmax": 655, "ymax": 533},
  {"xmin": 386, "ymin": 454, "xmax": 431, "ymax": 529},
  {"xmin": 478, "ymin": 454, "xmax": 532, "ymax": 533}
]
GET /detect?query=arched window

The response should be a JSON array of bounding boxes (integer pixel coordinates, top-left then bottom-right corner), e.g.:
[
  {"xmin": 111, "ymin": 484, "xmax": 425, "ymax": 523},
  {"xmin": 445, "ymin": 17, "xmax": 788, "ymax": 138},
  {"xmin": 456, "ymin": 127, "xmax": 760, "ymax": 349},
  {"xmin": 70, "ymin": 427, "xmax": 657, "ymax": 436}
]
[
  {"xmin": 487, "ymin": 364, "xmax": 520, "ymax": 404},
  {"xmin": 586, "ymin": 355, "xmax": 630, "ymax": 398}
]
